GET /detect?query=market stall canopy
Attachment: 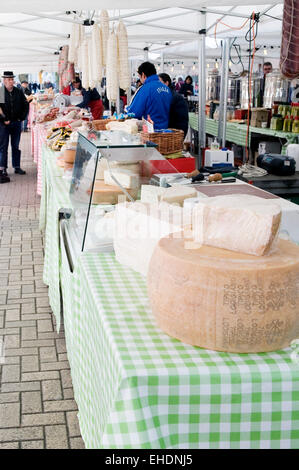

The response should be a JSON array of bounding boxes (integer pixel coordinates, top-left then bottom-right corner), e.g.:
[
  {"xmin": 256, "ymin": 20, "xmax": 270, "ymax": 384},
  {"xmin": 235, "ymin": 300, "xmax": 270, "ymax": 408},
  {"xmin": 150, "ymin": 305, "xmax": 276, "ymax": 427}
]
[{"xmin": 0, "ymin": 3, "xmax": 283, "ymax": 74}]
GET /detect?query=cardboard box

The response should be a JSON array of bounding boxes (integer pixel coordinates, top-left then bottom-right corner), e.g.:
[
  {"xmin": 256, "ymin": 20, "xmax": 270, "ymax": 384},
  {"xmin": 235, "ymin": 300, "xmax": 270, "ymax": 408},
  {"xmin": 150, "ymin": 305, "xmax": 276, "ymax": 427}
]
[{"xmin": 250, "ymin": 108, "xmax": 269, "ymax": 128}]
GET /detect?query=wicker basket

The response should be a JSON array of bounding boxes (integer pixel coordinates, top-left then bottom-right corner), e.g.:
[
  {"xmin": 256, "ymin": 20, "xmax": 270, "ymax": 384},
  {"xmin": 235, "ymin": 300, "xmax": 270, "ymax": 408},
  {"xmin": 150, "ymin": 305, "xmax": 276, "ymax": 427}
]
[
  {"xmin": 140, "ymin": 128, "xmax": 184, "ymax": 155},
  {"xmin": 91, "ymin": 118, "xmax": 115, "ymax": 131}
]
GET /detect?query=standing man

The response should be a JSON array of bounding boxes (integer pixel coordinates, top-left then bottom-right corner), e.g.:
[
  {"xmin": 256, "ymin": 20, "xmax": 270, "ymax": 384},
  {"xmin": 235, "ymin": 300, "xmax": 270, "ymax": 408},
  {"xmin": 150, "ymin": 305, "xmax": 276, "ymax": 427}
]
[
  {"xmin": 0, "ymin": 71, "xmax": 29, "ymax": 181},
  {"xmin": 126, "ymin": 62, "xmax": 172, "ymax": 130},
  {"xmin": 261, "ymin": 62, "xmax": 273, "ymax": 106},
  {"xmin": 20, "ymin": 80, "xmax": 32, "ymax": 132},
  {"xmin": 158, "ymin": 73, "xmax": 189, "ymax": 137}
]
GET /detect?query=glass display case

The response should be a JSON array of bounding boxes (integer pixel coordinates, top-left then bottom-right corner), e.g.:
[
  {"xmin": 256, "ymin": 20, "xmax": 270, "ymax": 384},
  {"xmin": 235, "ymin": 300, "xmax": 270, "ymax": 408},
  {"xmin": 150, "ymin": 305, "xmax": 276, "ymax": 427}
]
[{"xmin": 60, "ymin": 129, "xmax": 183, "ymax": 263}]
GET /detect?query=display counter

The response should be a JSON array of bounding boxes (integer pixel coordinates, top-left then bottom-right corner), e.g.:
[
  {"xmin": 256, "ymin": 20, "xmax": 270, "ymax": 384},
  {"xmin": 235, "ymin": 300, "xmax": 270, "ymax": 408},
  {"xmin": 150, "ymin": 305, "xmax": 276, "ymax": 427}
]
[{"xmin": 39, "ymin": 131, "xmax": 299, "ymax": 449}]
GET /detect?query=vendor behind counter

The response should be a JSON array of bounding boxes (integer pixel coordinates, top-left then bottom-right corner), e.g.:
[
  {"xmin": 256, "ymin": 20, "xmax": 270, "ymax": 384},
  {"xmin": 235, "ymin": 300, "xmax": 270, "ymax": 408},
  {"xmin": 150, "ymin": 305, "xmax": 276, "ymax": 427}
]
[{"xmin": 62, "ymin": 77, "xmax": 104, "ymax": 120}]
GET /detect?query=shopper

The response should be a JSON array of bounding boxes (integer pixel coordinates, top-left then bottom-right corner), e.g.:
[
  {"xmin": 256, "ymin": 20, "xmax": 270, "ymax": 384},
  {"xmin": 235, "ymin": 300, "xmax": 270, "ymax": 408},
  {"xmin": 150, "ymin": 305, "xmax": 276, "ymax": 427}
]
[
  {"xmin": 175, "ymin": 77, "xmax": 184, "ymax": 93},
  {"xmin": 63, "ymin": 77, "xmax": 104, "ymax": 120},
  {"xmin": 159, "ymin": 73, "xmax": 189, "ymax": 137},
  {"xmin": 20, "ymin": 81, "xmax": 32, "ymax": 132},
  {"xmin": 261, "ymin": 62, "xmax": 273, "ymax": 105},
  {"xmin": 179, "ymin": 76, "xmax": 194, "ymax": 98},
  {"xmin": 126, "ymin": 62, "xmax": 172, "ymax": 129},
  {"xmin": 0, "ymin": 71, "xmax": 29, "ymax": 182}
]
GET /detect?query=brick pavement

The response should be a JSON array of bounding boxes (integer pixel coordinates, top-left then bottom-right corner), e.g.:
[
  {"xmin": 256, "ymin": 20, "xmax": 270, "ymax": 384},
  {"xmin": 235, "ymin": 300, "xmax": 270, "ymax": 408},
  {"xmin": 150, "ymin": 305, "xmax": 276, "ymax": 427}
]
[{"xmin": 0, "ymin": 131, "xmax": 85, "ymax": 449}]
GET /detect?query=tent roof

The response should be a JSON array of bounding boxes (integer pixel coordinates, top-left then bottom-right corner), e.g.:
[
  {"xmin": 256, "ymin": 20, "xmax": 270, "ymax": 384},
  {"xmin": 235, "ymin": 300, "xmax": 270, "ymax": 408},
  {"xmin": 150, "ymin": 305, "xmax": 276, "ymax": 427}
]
[{"xmin": 0, "ymin": 3, "xmax": 283, "ymax": 74}]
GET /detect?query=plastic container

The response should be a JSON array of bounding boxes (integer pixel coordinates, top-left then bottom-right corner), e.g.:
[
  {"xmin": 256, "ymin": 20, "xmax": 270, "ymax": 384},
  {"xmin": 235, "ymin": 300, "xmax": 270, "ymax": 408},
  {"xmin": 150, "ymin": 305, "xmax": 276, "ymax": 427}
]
[{"xmin": 210, "ymin": 138, "xmax": 219, "ymax": 150}]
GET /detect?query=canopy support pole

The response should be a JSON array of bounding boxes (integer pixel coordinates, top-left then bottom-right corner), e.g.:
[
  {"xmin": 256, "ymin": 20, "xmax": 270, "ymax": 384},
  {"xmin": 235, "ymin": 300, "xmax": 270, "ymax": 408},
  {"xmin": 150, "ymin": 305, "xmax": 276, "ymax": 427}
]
[
  {"xmin": 197, "ymin": 10, "xmax": 206, "ymax": 169},
  {"xmin": 217, "ymin": 37, "xmax": 233, "ymax": 148}
]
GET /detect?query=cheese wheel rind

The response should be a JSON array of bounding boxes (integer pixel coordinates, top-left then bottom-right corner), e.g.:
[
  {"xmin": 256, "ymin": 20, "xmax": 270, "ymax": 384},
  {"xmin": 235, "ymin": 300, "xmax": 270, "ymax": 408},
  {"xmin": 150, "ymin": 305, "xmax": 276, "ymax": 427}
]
[{"xmin": 147, "ymin": 235, "xmax": 299, "ymax": 353}]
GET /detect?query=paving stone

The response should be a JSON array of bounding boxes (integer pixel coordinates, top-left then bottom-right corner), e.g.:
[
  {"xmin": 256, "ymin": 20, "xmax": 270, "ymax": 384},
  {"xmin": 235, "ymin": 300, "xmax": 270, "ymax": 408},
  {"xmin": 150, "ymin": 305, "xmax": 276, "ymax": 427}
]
[
  {"xmin": 55, "ymin": 338, "xmax": 67, "ymax": 354},
  {"xmin": 66, "ymin": 411, "xmax": 81, "ymax": 437},
  {"xmin": 0, "ymin": 426, "xmax": 43, "ymax": 442},
  {"xmin": 41, "ymin": 361, "xmax": 70, "ymax": 371},
  {"xmin": 0, "ymin": 392, "xmax": 20, "ymax": 404},
  {"xmin": 22, "ymin": 339, "xmax": 55, "ymax": 348},
  {"xmin": 22, "ymin": 371, "xmax": 60, "ymax": 382},
  {"xmin": 21, "ymin": 355, "xmax": 39, "ymax": 373},
  {"xmin": 37, "ymin": 319, "xmax": 53, "ymax": 333},
  {"xmin": 58, "ymin": 353, "xmax": 68, "ymax": 362},
  {"xmin": 40, "ymin": 347, "xmax": 57, "ymax": 363},
  {"xmin": 5, "ymin": 309, "xmax": 20, "ymax": 322},
  {"xmin": 5, "ymin": 320, "xmax": 36, "ymax": 328},
  {"xmin": 0, "ymin": 442, "xmax": 20, "ymax": 449},
  {"xmin": 22, "ymin": 391, "xmax": 42, "ymax": 413},
  {"xmin": 22, "ymin": 412, "xmax": 65, "ymax": 426},
  {"xmin": 21, "ymin": 303, "xmax": 36, "ymax": 314},
  {"xmin": 5, "ymin": 347, "xmax": 38, "ymax": 357},
  {"xmin": 1, "ymin": 364, "xmax": 20, "ymax": 382},
  {"xmin": 44, "ymin": 400, "xmax": 77, "ymax": 412},
  {"xmin": 21, "ymin": 440, "xmax": 44, "ymax": 449},
  {"xmin": 4, "ymin": 335, "xmax": 20, "ymax": 349},
  {"xmin": 0, "ymin": 403, "xmax": 20, "ymax": 427},
  {"xmin": 70, "ymin": 437, "xmax": 85, "ymax": 449},
  {"xmin": 42, "ymin": 380, "xmax": 62, "ymax": 401},
  {"xmin": 7, "ymin": 289, "xmax": 21, "ymax": 300},
  {"xmin": 45, "ymin": 424, "xmax": 68, "ymax": 449},
  {"xmin": 63, "ymin": 388, "xmax": 74, "ymax": 400},
  {"xmin": 1, "ymin": 356, "xmax": 20, "ymax": 365},
  {"xmin": 60, "ymin": 369, "xmax": 73, "ymax": 389},
  {"xmin": 21, "ymin": 327, "xmax": 37, "ymax": 341},
  {"xmin": 1, "ymin": 381, "xmax": 40, "ymax": 393}
]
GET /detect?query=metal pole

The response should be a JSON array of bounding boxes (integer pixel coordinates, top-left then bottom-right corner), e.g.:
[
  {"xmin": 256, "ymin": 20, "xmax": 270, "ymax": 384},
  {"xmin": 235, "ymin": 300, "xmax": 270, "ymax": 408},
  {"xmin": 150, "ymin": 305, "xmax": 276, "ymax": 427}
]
[
  {"xmin": 161, "ymin": 52, "xmax": 164, "ymax": 73},
  {"xmin": 217, "ymin": 38, "xmax": 233, "ymax": 148},
  {"xmin": 197, "ymin": 10, "xmax": 206, "ymax": 169}
]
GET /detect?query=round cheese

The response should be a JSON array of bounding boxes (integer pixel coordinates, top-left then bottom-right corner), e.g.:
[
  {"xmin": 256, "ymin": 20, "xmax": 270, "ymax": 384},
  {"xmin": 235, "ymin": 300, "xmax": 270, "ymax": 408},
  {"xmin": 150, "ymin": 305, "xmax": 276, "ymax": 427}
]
[{"xmin": 147, "ymin": 235, "xmax": 299, "ymax": 353}]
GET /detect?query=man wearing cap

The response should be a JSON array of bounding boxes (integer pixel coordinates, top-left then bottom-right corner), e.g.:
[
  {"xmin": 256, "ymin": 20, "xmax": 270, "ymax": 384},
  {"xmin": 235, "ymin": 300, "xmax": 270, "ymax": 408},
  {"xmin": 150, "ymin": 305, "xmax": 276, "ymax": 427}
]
[{"xmin": 0, "ymin": 71, "xmax": 29, "ymax": 183}]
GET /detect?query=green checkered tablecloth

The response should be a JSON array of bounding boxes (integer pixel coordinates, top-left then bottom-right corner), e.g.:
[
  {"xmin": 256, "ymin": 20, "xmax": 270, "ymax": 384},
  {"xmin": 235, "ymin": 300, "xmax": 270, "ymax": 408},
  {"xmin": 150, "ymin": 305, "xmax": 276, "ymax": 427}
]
[
  {"xmin": 39, "ymin": 145, "xmax": 72, "ymax": 331},
  {"xmin": 189, "ymin": 113, "xmax": 298, "ymax": 147},
  {"xmin": 65, "ymin": 252, "xmax": 299, "ymax": 449}
]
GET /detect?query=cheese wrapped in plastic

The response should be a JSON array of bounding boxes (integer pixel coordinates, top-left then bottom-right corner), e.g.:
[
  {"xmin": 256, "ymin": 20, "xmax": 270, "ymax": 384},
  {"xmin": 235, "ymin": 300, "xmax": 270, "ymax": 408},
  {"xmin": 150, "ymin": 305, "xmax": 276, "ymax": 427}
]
[{"xmin": 192, "ymin": 194, "xmax": 282, "ymax": 256}]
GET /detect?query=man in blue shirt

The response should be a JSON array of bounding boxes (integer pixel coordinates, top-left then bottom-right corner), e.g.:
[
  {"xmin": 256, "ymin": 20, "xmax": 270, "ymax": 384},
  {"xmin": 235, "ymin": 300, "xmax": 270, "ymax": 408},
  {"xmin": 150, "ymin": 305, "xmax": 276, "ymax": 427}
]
[{"xmin": 126, "ymin": 62, "xmax": 172, "ymax": 130}]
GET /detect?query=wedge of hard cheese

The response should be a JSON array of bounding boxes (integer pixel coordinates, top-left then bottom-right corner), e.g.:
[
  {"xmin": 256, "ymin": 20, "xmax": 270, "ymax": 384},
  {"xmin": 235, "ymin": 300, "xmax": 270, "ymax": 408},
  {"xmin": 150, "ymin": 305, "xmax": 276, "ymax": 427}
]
[
  {"xmin": 89, "ymin": 181, "xmax": 138, "ymax": 205},
  {"xmin": 113, "ymin": 201, "xmax": 192, "ymax": 276},
  {"xmin": 104, "ymin": 168, "xmax": 140, "ymax": 189},
  {"xmin": 147, "ymin": 234, "xmax": 299, "ymax": 353},
  {"xmin": 192, "ymin": 194, "xmax": 282, "ymax": 256}
]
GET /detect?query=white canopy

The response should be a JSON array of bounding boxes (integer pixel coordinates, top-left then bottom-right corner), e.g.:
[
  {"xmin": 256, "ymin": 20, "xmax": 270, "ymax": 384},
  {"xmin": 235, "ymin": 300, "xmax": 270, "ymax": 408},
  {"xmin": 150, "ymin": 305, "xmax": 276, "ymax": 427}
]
[{"xmin": 0, "ymin": 3, "xmax": 283, "ymax": 74}]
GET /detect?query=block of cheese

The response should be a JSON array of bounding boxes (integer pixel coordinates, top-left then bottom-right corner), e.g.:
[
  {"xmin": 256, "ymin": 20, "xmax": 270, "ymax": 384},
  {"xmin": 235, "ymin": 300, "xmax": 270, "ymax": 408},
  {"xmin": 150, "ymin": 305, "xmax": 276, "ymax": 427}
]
[
  {"xmin": 96, "ymin": 158, "xmax": 141, "ymax": 180},
  {"xmin": 88, "ymin": 181, "xmax": 138, "ymax": 205},
  {"xmin": 104, "ymin": 168, "xmax": 140, "ymax": 189},
  {"xmin": 140, "ymin": 185, "xmax": 166, "ymax": 203},
  {"xmin": 147, "ymin": 234, "xmax": 299, "ymax": 353},
  {"xmin": 113, "ymin": 202, "xmax": 192, "ymax": 276},
  {"xmin": 161, "ymin": 185, "xmax": 198, "ymax": 206},
  {"xmin": 141, "ymin": 184, "xmax": 198, "ymax": 206},
  {"xmin": 192, "ymin": 194, "xmax": 282, "ymax": 256}
]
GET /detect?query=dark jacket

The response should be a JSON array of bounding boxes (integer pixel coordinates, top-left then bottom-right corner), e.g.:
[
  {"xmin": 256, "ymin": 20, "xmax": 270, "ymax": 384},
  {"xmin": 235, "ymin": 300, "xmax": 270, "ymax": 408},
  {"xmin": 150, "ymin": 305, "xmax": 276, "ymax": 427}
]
[
  {"xmin": 21, "ymin": 86, "xmax": 31, "ymax": 97},
  {"xmin": 179, "ymin": 82, "xmax": 194, "ymax": 98},
  {"xmin": 126, "ymin": 74, "xmax": 172, "ymax": 130},
  {"xmin": 169, "ymin": 88, "xmax": 189, "ymax": 137},
  {"xmin": 0, "ymin": 86, "xmax": 29, "ymax": 123},
  {"xmin": 77, "ymin": 87, "xmax": 102, "ymax": 108}
]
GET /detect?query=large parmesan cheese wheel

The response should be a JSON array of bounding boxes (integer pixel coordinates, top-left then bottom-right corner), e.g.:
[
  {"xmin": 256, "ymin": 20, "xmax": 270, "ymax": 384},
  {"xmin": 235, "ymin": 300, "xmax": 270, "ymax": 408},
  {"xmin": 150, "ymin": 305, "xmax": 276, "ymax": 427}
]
[
  {"xmin": 147, "ymin": 235, "xmax": 299, "ymax": 353},
  {"xmin": 192, "ymin": 194, "xmax": 282, "ymax": 256}
]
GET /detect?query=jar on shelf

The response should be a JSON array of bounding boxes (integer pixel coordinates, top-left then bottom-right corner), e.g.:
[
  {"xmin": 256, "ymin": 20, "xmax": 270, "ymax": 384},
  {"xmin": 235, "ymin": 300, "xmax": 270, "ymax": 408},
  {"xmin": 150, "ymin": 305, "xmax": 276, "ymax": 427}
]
[{"xmin": 270, "ymin": 114, "xmax": 284, "ymax": 131}]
